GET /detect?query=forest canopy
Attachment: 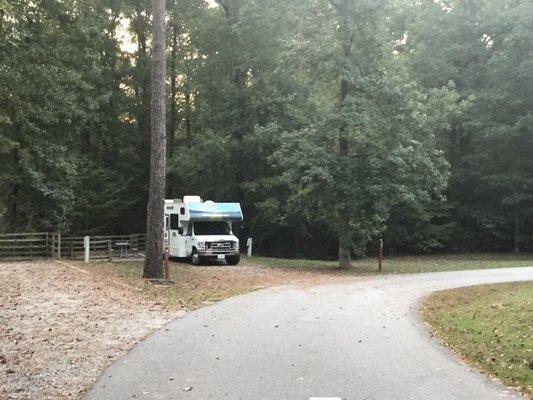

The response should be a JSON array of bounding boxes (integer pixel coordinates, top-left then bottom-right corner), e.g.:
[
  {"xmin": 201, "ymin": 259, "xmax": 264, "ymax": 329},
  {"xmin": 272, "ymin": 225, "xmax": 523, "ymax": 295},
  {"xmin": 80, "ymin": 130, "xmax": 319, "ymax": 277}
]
[{"xmin": 1, "ymin": 0, "xmax": 532, "ymax": 258}]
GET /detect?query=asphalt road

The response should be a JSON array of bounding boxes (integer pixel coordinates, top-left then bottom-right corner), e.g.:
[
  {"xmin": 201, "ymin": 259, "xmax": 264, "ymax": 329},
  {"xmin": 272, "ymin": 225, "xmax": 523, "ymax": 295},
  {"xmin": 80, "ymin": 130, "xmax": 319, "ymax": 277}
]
[{"xmin": 85, "ymin": 267, "xmax": 533, "ymax": 400}]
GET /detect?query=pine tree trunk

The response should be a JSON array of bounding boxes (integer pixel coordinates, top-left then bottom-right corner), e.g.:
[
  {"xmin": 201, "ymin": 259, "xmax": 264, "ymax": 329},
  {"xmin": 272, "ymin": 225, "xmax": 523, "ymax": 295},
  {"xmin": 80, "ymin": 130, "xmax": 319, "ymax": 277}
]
[{"xmin": 143, "ymin": 0, "xmax": 167, "ymax": 279}]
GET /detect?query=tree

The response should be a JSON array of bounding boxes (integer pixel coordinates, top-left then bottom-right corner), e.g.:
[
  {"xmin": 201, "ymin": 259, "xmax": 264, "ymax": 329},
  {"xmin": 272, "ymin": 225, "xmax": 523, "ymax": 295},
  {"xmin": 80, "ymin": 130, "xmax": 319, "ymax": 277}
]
[
  {"xmin": 273, "ymin": 0, "xmax": 453, "ymax": 267},
  {"xmin": 143, "ymin": 0, "xmax": 167, "ymax": 279},
  {"xmin": 2, "ymin": 0, "xmax": 530, "ymax": 257},
  {"xmin": 407, "ymin": 0, "xmax": 533, "ymax": 252}
]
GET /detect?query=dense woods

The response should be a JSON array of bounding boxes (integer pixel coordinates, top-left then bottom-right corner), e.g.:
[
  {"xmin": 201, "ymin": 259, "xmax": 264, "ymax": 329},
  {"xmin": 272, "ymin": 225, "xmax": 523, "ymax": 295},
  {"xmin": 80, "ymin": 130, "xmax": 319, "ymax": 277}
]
[{"xmin": 1, "ymin": 0, "xmax": 532, "ymax": 259}]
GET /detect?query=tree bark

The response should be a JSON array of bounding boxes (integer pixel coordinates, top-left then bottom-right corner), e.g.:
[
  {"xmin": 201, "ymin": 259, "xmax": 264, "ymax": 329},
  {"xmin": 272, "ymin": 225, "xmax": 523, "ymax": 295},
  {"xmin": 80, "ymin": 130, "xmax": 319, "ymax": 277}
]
[{"xmin": 143, "ymin": 0, "xmax": 167, "ymax": 279}]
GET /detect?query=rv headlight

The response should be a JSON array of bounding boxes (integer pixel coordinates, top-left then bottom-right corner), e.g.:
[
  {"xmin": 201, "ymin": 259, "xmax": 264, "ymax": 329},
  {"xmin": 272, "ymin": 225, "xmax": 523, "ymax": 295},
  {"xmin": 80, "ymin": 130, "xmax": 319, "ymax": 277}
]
[
  {"xmin": 197, "ymin": 242, "xmax": 206, "ymax": 250},
  {"xmin": 234, "ymin": 241, "xmax": 239, "ymax": 250}
]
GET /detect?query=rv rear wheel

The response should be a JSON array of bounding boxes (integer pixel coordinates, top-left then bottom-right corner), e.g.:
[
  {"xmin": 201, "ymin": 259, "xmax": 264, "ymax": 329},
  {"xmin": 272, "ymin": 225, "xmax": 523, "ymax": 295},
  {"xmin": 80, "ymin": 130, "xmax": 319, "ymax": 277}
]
[
  {"xmin": 226, "ymin": 254, "xmax": 240, "ymax": 266},
  {"xmin": 191, "ymin": 250, "xmax": 201, "ymax": 266}
]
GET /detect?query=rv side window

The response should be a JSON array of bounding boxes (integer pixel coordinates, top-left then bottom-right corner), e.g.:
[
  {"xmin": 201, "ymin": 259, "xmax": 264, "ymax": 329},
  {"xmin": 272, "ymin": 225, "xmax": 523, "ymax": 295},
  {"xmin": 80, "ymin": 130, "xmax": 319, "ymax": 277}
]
[
  {"xmin": 186, "ymin": 223, "xmax": 192, "ymax": 236},
  {"xmin": 170, "ymin": 214, "xmax": 179, "ymax": 230},
  {"xmin": 180, "ymin": 207, "xmax": 185, "ymax": 215}
]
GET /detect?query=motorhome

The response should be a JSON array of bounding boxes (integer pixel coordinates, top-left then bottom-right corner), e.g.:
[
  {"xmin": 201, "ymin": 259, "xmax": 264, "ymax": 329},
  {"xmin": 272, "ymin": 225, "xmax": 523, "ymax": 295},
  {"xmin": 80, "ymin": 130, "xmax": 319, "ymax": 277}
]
[{"xmin": 164, "ymin": 196, "xmax": 243, "ymax": 265}]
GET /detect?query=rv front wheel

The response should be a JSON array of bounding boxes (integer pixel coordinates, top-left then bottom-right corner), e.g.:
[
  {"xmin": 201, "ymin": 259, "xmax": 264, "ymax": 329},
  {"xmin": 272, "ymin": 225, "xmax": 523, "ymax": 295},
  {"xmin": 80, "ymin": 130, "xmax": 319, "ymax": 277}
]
[
  {"xmin": 191, "ymin": 250, "xmax": 201, "ymax": 266},
  {"xmin": 226, "ymin": 254, "xmax": 240, "ymax": 266}
]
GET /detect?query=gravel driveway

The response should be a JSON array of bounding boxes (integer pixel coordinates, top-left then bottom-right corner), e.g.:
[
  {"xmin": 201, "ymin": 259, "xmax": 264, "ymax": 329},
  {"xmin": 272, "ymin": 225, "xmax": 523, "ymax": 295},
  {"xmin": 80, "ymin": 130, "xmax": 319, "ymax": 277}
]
[
  {"xmin": 0, "ymin": 261, "xmax": 179, "ymax": 400},
  {"xmin": 84, "ymin": 267, "xmax": 533, "ymax": 400}
]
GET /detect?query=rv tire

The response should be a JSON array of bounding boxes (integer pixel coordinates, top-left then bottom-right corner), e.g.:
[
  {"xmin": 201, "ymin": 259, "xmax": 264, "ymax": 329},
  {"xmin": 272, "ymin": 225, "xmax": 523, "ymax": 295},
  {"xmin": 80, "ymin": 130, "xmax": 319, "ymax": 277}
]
[
  {"xmin": 191, "ymin": 249, "xmax": 201, "ymax": 266},
  {"xmin": 226, "ymin": 254, "xmax": 240, "ymax": 266}
]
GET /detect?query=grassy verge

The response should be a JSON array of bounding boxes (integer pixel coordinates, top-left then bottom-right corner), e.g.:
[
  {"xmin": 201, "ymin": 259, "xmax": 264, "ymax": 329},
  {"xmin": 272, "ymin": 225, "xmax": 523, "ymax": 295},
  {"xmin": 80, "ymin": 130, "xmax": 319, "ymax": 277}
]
[
  {"xmin": 248, "ymin": 253, "xmax": 533, "ymax": 274},
  {"xmin": 422, "ymin": 282, "xmax": 533, "ymax": 398}
]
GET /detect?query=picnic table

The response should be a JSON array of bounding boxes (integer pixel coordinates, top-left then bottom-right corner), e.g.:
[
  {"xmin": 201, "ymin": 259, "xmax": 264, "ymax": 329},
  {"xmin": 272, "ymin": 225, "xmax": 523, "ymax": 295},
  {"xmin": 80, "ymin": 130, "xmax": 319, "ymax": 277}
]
[{"xmin": 115, "ymin": 241, "xmax": 130, "ymax": 258}]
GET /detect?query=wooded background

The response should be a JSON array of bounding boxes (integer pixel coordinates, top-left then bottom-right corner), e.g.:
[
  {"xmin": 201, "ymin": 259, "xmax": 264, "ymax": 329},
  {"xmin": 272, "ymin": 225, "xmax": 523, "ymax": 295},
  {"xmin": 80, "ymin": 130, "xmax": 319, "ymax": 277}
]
[{"xmin": 1, "ymin": 0, "xmax": 532, "ymax": 258}]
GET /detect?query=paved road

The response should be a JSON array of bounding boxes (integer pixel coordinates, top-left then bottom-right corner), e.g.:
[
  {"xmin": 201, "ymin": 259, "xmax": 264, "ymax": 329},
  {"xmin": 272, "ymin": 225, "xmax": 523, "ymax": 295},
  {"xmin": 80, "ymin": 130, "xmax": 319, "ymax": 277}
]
[{"xmin": 85, "ymin": 267, "xmax": 533, "ymax": 400}]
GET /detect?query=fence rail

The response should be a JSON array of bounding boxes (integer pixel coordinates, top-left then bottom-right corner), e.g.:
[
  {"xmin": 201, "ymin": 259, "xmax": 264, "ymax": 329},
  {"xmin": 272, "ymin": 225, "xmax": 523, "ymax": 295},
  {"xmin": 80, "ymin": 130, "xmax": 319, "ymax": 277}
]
[
  {"xmin": 0, "ymin": 232, "xmax": 146, "ymax": 261},
  {"xmin": 0, "ymin": 232, "xmax": 49, "ymax": 260}
]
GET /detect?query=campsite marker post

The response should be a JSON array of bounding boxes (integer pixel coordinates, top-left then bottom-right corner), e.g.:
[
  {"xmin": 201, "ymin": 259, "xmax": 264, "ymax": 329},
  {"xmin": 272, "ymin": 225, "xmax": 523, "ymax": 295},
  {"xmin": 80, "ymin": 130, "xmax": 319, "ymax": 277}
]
[
  {"xmin": 247, "ymin": 238, "xmax": 252, "ymax": 257},
  {"xmin": 378, "ymin": 238, "xmax": 383, "ymax": 273}
]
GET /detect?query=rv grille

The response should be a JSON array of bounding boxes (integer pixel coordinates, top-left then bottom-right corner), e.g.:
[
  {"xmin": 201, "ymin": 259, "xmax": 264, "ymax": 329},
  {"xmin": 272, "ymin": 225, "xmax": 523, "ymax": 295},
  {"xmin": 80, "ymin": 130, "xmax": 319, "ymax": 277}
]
[{"xmin": 208, "ymin": 241, "xmax": 232, "ymax": 250}]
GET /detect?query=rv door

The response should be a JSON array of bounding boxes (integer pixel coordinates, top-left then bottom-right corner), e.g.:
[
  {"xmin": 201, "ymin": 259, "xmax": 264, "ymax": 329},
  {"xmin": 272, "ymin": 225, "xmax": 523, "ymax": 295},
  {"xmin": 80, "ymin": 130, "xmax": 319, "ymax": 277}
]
[{"xmin": 169, "ymin": 214, "xmax": 180, "ymax": 257}]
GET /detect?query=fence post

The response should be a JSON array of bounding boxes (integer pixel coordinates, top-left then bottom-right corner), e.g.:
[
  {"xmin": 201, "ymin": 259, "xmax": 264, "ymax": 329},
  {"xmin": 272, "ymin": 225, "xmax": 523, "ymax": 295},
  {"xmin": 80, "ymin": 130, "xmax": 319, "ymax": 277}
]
[
  {"xmin": 246, "ymin": 238, "xmax": 252, "ymax": 257},
  {"xmin": 57, "ymin": 231, "xmax": 61, "ymax": 260},
  {"xmin": 108, "ymin": 240, "xmax": 112, "ymax": 261},
  {"xmin": 51, "ymin": 233, "xmax": 55, "ymax": 258},
  {"xmin": 84, "ymin": 236, "xmax": 90, "ymax": 263},
  {"xmin": 45, "ymin": 232, "xmax": 49, "ymax": 257},
  {"xmin": 70, "ymin": 241, "xmax": 74, "ymax": 258}
]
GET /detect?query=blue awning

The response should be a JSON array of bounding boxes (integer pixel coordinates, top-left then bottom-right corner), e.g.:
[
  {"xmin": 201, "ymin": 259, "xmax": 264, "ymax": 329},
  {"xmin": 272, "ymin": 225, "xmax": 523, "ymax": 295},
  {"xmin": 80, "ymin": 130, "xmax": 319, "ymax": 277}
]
[{"xmin": 188, "ymin": 202, "xmax": 243, "ymax": 222}]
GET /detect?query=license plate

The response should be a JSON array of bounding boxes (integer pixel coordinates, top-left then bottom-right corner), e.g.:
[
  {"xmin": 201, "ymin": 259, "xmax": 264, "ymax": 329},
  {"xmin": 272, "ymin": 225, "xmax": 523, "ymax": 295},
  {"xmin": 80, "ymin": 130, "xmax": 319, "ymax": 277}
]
[{"xmin": 217, "ymin": 254, "xmax": 225, "ymax": 259}]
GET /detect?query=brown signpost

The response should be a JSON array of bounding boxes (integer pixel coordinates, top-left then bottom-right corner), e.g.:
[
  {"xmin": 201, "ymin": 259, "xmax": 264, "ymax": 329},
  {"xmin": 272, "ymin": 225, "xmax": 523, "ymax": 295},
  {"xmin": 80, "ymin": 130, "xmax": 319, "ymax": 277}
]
[{"xmin": 378, "ymin": 238, "xmax": 383, "ymax": 273}]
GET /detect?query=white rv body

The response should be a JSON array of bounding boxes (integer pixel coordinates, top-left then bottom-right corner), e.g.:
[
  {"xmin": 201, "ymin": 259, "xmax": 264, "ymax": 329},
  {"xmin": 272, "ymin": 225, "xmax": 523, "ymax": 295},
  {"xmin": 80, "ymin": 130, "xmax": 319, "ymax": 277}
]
[{"xmin": 164, "ymin": 196, "xmax": 243, "ymax": 265}]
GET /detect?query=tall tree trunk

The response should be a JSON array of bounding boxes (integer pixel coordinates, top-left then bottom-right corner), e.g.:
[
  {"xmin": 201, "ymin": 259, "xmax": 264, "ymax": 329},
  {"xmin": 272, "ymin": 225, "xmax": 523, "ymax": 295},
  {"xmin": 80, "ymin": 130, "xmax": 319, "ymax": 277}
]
[
  {"xmin": 143, "ymin": 0, "xmax": 167, "ymax": 279},
  {"xmin": 337, "ymin": 2, "xmax": 352, "ymax": 269},
  {"xmin": 513, "ymin": 212, "xmax": 520, "ymax": 254}
]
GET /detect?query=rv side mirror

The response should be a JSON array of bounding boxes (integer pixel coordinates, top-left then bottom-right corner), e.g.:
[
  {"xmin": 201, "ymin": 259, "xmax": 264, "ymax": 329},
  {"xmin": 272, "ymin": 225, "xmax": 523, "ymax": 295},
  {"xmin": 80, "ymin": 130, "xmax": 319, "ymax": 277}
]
[{"xmin": 178, "ymin": 227, "xmax": 184, "ymax": 235}]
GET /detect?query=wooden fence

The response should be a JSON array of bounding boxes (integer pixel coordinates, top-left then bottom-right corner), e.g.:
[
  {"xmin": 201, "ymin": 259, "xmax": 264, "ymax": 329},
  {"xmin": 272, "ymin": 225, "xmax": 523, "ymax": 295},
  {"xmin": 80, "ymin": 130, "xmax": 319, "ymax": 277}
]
[
  {"xmin": 0, "ymin": 232, "xmax": 146, "ymax": 261},
  {"xmin": 59, "ymin": 234, "xmax": 146, "ymax": 260},
  {"xmin": 0, "ymin": 232, "xmax": 50, "ymax": 259}
]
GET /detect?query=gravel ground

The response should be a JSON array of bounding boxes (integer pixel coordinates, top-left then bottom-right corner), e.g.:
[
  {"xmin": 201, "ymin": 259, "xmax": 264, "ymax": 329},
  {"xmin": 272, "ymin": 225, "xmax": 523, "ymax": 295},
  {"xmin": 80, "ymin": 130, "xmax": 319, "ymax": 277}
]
[{"xmin": 0, "ymin": 260, "xmax": 181, "ymax": 400}]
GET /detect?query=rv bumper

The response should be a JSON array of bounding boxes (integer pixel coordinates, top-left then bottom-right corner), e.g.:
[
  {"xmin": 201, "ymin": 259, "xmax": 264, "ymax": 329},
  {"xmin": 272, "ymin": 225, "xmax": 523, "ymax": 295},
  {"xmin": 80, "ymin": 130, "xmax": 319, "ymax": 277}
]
[{"xmin": 198, "ymin": 250, "xmax": 239, "ymax": 257}]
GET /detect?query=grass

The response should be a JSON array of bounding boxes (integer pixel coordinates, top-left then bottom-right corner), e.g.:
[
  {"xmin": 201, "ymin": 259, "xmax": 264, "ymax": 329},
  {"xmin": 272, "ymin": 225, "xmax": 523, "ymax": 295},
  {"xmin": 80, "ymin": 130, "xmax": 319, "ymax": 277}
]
[
  {"xmin": 248, "ymin": 253, "xmax": 533, "ymax": 274},
  {"xmin": 422, "ymin": 282, "xmax": 533, "ymax": 398}
]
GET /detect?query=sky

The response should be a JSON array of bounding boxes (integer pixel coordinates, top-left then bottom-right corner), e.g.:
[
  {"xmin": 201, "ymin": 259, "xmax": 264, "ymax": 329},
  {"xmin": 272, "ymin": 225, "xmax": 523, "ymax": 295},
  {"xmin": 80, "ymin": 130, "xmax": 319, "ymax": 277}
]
[{"xmin": 119, "ymin": 1, "xmax": 219, "ymax": 53}]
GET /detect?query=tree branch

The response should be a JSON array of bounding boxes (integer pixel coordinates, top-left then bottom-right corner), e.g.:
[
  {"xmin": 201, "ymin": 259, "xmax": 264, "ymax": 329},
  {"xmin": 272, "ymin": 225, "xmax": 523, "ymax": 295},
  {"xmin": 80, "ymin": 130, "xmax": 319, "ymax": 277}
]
[{"xmin": 215, "ymin": 0, "xmax": 230, "ymax": 18}]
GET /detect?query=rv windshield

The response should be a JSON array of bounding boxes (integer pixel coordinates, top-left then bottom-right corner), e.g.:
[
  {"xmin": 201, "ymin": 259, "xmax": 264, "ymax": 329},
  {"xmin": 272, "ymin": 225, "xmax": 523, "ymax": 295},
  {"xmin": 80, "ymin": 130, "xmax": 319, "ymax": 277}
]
[{"xmin": 194, "ymin": 221, "xmax": 231, "ymax": 236}]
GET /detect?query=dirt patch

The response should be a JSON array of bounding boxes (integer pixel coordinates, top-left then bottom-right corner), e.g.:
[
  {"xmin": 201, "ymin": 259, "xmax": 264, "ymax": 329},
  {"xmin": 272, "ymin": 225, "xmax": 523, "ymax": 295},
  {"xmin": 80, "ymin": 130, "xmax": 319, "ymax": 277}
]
[
  {"xmin": 0, "ymin": 260, "xmax": 181, "ymax": 400},
  {"xmin": 83, "ymin": 260, "xmax": 354, "ymax": 309}
]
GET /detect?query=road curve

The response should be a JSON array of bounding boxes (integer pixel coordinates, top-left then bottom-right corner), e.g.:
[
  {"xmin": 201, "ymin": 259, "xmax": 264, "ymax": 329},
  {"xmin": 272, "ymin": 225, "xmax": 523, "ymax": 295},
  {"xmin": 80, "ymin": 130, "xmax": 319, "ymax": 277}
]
[{"xmin": 85, "ymin": 267, "xmax": 533, "ymax": 400}]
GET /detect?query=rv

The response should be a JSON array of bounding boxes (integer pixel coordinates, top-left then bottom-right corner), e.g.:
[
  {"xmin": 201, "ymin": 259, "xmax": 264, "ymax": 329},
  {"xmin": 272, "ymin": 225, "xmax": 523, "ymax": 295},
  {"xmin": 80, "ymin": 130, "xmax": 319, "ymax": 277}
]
[{"xmin": 164, "ymin": 196, "xmax": 243, "ymax": 265}]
